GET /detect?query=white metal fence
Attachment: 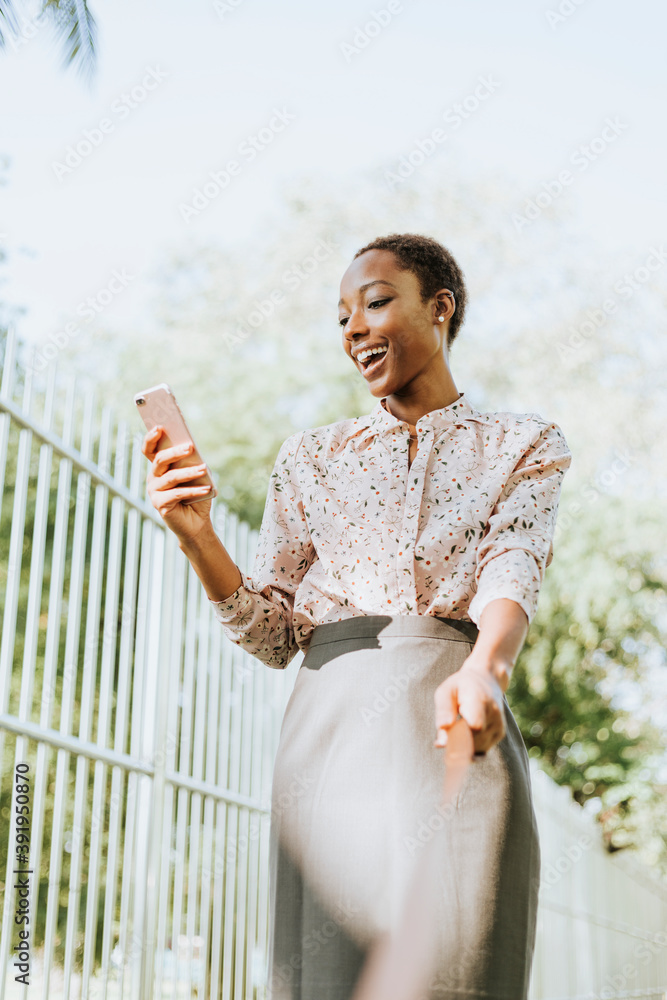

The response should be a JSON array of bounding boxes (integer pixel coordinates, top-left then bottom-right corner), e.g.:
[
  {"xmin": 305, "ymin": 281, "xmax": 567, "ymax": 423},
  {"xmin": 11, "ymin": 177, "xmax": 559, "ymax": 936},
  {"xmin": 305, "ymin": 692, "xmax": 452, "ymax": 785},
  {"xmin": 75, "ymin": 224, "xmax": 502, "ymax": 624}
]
[
  {"xmin": 0, "ymin": 324, "xmax": 665, "ymax": 999},
  {"xmin": 530, "ymin": 763, "xmax": 667, "ymax": 999},
  {"xmin": 0, "ymin": 326, "xmax": 295, "ymax": 999}
]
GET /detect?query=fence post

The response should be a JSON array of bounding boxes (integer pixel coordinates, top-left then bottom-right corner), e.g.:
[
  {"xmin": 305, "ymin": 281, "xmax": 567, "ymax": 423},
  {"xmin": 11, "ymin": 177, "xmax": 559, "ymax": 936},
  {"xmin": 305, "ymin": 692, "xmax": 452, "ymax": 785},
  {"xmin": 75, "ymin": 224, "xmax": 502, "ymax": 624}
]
[{"xmin": 137, "ymin": 518, "xmax": 170, "ymax": 998}]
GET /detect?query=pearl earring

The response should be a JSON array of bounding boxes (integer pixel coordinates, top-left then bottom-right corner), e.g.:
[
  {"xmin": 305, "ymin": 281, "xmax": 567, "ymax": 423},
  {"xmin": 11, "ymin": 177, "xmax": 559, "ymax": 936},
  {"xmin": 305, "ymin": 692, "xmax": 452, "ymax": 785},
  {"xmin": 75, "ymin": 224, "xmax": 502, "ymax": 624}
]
[{"xmin": 438, "ymin": 316, "xmax": 445, "ymax": 322}]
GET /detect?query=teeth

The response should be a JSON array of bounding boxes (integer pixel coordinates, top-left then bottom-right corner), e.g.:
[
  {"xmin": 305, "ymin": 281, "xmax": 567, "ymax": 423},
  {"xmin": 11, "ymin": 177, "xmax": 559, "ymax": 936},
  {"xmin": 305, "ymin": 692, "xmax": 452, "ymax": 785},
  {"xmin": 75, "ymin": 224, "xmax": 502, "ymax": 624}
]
[{"xmin": 357, "ymin": 346, "xmax": 388, "ymax": 363}]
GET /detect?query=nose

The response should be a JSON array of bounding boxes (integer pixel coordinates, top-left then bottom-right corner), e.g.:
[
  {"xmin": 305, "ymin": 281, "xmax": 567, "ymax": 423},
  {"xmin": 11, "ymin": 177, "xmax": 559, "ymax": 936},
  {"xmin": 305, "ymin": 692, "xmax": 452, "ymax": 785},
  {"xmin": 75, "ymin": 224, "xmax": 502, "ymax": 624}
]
[{"xmin": 343, "ymin": 305, "xmax": 369, "ymax": 346}]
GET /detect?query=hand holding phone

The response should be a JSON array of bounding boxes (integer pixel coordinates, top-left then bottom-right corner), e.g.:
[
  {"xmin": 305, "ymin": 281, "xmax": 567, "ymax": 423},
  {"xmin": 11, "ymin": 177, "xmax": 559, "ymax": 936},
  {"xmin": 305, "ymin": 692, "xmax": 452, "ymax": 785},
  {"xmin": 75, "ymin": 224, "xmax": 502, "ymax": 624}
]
[{"xmin": 136, "ymin": 383, "xmax": 218, "ymax": 542}]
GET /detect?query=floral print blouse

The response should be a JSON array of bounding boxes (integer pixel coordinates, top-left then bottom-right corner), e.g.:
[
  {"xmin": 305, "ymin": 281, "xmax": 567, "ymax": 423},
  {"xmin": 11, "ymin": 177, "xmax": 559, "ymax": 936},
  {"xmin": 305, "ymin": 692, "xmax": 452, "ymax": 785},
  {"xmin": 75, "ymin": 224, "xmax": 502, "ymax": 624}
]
[{"xmin": 209, "ymin": 391, "xmax": 572, "ymax": 669}]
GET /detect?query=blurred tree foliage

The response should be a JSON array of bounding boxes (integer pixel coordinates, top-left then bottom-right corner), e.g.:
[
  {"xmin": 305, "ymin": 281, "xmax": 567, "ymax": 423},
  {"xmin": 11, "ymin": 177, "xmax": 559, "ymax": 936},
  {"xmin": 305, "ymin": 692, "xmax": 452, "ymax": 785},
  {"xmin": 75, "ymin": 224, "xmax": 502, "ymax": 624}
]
[{"xmin": 510, "ymin": 495, "xmax": 667, "ymax": 872}]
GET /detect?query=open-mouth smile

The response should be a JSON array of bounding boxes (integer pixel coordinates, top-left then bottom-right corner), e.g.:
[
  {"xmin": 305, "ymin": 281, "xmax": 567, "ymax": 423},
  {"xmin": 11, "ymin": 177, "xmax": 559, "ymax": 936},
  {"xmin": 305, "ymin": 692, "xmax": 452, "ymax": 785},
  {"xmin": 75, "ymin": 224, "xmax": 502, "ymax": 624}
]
[{"xmin": 357, "ymin": 345, "xmax": 388, "ymax": 376}]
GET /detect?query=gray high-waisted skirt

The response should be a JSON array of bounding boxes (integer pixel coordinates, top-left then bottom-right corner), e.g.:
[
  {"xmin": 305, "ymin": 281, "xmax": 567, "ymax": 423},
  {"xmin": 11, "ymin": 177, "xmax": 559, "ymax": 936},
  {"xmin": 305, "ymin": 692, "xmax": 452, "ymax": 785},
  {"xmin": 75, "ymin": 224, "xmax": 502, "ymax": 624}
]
[{"xmin": 266, "ymin": 615, "xmax": 540, "ymax": 1000}]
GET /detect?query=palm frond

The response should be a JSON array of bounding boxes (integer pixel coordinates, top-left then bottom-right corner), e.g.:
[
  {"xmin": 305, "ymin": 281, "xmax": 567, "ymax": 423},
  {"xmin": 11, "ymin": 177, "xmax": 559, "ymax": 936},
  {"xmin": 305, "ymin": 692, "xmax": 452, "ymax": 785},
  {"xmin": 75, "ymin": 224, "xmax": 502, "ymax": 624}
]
[
  {"xmin": 0, "ymin": 0, "xmax": 20, "ymax": 50},
  {"xmin": 43, "ymin": 0, "xmax": 98, "ymax": 85}
]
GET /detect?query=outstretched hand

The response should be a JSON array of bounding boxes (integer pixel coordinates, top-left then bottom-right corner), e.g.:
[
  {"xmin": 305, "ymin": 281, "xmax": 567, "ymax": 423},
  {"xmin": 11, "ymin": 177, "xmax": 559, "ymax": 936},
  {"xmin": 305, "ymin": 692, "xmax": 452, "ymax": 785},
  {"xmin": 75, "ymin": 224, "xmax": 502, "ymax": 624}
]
[{"xmin": 433, "ymin": 651, "xmax": 510, "ymax": 755}]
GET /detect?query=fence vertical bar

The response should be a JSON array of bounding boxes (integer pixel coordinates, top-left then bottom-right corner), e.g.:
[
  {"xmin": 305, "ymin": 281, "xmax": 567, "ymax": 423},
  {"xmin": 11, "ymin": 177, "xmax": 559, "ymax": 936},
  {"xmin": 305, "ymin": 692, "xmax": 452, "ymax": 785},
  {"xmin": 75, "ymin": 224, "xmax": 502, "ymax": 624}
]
[
  {"xmin": 101, "ymin": 431, "xmax": 145, "ymax": 997},
  {"xmin": 129, "ymin": 517, "xmax": 164, "ymax": 1000},
  {"xmin": 154, "ymin": 539, "xmax": 187, "ymax": 1000},
  {"xmin": 139, "ymin": 515, "xmax": 171, "ymax": 1000},
  {"xmin": 31, "ymin": 370, "xmax": 76, "ymax": 993},
  {"xmin": 43, "ymin": 384, "xmax": 94, "ymax": 1000},
  {"xmin": 117, "ymin": 515, "xmax": 151, "ymax": 998},
  {"xmin": 63, "ymin": 402, "xmax": 112, "ymax": 998}
]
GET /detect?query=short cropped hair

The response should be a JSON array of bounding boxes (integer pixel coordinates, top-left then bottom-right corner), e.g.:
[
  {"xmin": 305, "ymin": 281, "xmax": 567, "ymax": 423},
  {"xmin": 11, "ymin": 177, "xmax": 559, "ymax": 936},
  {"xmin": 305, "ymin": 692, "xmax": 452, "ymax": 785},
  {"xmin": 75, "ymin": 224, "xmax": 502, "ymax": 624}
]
[{"xmin": 352, "ymin": 232, "xmax": 468, "ymax": 347}]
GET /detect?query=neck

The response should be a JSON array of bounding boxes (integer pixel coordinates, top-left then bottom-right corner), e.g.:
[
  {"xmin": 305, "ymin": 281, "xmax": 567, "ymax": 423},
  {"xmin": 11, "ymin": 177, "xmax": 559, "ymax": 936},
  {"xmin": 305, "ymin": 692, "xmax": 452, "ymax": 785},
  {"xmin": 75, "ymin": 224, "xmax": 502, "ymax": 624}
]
[{"xmin": 383, "ymin": 363, "xmax": 460, "ymax": 431}]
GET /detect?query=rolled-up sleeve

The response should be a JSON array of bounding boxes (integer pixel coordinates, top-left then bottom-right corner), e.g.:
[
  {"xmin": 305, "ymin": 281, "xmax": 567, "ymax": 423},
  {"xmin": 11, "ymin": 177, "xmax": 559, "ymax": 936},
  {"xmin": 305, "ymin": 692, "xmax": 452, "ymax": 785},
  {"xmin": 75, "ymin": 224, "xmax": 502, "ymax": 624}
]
[
  {"xmin": 208, "ymin": 430, "xmax": 316, "ymax": 669},
  {"xmin": 467, "ymin": 420, "xmax": 572, "ymax": 628}
]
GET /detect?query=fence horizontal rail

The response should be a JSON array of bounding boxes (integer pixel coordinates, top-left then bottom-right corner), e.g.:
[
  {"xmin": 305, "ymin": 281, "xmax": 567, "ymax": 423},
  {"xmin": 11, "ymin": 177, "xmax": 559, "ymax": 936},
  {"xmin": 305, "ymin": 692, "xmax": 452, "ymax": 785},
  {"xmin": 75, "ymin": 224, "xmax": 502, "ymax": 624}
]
[
  {"xmin": 0, "ymin": 714, "xmax": 270, "ymax": 813},
  {"xmin": 0, "ymin": 390, "xmax": 162, "ymax": 525}
]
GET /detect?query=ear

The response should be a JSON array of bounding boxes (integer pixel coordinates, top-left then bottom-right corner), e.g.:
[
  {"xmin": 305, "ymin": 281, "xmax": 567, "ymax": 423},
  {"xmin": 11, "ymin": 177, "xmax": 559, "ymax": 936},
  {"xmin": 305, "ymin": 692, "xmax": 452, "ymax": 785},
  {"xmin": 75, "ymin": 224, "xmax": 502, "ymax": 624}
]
[{"xmin": 434, "ymin": 289, "xmax": 456, "ymax": 325}]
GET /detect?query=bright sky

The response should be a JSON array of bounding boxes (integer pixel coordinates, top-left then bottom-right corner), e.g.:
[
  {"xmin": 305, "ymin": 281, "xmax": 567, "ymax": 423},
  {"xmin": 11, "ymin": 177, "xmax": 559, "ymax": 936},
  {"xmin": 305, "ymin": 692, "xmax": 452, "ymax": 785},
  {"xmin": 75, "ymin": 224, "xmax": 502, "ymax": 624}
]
[{"xmin": 1, "ymin": 0, "xmax": 665, "ymax": 344}]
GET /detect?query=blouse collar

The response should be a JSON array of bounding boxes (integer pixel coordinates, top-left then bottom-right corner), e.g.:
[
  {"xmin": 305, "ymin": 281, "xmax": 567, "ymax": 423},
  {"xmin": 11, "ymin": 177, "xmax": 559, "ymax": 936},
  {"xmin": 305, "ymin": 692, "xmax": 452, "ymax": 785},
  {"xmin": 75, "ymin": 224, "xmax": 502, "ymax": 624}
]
[{"xmin": 366, "ymin": 391, "xmax": 480, "ymax": 435}]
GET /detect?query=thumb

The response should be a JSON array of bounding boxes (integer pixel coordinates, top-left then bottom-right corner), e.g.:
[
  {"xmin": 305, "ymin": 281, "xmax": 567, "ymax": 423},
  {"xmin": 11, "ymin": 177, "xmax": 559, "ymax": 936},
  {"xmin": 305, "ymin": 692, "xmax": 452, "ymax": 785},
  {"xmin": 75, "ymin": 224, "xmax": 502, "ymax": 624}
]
[{"xmin": 434, "ymin": 682, "xmax": 459, "ymax": 747}]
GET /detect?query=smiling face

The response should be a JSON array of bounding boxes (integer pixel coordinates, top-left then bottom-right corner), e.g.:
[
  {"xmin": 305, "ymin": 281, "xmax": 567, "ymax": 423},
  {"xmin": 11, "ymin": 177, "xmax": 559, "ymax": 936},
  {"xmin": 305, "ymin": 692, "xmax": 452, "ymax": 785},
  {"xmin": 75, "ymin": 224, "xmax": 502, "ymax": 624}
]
[{"xmin": 338, "ymin": 249, "xmax": 455, "ymax": 399}]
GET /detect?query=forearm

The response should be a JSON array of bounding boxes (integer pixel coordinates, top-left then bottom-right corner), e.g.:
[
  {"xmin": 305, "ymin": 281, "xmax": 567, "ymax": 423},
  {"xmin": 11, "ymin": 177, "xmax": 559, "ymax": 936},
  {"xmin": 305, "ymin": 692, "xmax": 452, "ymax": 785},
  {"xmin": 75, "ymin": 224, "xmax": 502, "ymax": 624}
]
[
  {"xmin": 469, "ymin": 598, "xmax": 529, "ymax": 692},
  {"xmin": 177, "ymin": 521, "xmax": 243, "ymax": 602}
]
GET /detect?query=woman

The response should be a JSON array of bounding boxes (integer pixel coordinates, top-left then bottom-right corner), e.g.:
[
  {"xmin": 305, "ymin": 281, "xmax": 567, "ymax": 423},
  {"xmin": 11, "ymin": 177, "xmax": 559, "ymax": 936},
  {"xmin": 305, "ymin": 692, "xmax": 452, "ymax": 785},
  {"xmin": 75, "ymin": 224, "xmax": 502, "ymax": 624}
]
[{"xmin": 142, "ymin": 233, "xmax": 572, "ymax": 1000}]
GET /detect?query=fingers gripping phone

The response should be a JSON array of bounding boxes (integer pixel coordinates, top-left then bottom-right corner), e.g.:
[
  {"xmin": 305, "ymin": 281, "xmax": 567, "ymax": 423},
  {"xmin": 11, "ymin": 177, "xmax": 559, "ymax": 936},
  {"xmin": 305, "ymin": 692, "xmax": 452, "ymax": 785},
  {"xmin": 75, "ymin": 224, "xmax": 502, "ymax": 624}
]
[{"xmin": 134, "ymin": 383, "xmax": 218, "ymax": 505}]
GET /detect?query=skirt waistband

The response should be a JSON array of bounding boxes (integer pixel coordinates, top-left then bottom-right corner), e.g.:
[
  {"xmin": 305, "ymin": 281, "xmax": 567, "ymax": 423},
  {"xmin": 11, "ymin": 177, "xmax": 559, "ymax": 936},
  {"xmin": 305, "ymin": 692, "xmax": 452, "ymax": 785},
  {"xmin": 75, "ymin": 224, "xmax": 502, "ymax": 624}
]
[{"xmin": 307, "ymin": 614, "xmax": 479, "ymax": 648}]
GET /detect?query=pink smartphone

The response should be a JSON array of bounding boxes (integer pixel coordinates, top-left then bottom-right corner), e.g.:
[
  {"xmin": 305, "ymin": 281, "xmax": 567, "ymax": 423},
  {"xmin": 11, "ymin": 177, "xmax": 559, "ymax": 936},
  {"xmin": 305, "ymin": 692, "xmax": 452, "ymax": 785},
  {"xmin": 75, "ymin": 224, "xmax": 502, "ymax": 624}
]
[{"xmin": 134, "ymin": 383, "xmax": 217, "ymax": 505}]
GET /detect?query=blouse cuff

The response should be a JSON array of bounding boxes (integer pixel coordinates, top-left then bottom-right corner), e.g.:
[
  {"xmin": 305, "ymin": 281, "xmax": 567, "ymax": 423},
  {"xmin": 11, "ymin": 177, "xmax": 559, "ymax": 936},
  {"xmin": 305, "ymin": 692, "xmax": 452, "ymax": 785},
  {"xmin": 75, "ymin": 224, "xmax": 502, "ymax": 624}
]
[
  {"xmin": 467, "ymin": 549, "xmax": 541, "ymax": 628},
  {"xmin": 207, "ymin": 566, "xmax": 256, "ymax": 622}
]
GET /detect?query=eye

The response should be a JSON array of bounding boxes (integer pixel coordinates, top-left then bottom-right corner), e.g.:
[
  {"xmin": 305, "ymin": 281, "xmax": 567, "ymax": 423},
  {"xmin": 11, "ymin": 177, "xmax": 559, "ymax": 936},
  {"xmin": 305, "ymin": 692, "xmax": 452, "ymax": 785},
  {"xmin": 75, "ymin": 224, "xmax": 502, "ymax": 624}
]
[{"xmin": 338, "ymin": 298, "xmax": 391, "ymax": 327}]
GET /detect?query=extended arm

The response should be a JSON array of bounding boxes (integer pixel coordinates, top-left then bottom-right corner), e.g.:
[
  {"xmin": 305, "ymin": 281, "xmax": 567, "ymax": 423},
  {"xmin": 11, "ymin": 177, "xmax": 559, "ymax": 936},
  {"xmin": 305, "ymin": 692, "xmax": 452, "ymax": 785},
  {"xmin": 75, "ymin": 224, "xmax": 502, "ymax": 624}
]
[
  {"xmin": 469, "ymin": 597, "xmax": 529, "ymax": 693},
  {"xmin": 179, "ymin": 524, "xmax": 243, "ymax": 601},
  {"xmin": 435, "ymin": 419, "xmax": 572, "ymax": 751},
  {"xmin": 206, "ymin": 431, "xmax": 317, "ymax": 670},
  {"xmin": 468, "ymin": 418, "xmax": 572, "ymax": 628}
]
